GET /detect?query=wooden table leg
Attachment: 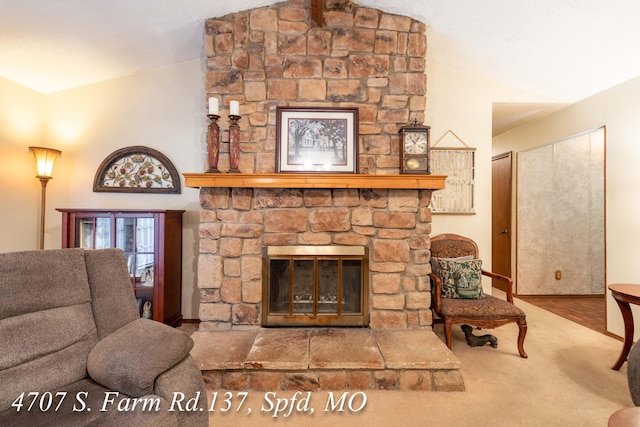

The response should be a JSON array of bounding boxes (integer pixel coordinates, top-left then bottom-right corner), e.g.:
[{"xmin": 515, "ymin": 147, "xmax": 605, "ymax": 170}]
[{"xmin": 612, "ymin": 297, "xmax": 634, "ymax": 371}]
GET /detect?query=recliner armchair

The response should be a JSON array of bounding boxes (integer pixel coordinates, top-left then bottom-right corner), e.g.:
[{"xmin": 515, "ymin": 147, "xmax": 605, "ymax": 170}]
[{"xmin": 0, "ymin": 248, "xmax": 207, "ymax": 426}]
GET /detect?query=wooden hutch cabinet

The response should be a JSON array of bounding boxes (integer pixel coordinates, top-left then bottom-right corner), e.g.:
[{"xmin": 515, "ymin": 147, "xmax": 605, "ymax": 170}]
[{"xmin": 57, "ymin": 209, "xmax": 184, "ymax": 327}]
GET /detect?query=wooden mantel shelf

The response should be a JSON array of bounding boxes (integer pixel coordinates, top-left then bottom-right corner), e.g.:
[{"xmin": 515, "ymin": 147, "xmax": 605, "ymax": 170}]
[{"xmin": 183, "ymin": 173, "xmax": 446, "ymax": 190}]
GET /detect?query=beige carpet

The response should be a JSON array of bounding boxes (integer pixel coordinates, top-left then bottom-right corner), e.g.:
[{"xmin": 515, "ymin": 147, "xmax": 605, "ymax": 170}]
[{"xmin": 202, "ymin": 294, "xmax": 633, "ymax": 426}]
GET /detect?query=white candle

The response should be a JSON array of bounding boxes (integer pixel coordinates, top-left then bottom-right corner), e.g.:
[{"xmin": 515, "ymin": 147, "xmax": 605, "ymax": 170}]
[
  {"xmin": 230, "ymin": 100, "xmax": 240, "ymax": 116},
  {"xmin": 208, "ymin": 97, "xmax": 218, "ymax": 115}
]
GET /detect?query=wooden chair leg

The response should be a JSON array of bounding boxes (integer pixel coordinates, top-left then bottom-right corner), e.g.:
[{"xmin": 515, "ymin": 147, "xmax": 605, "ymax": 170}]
[
  {"xmin": 517, "ymin": 318, "xmax": 528, "ymax": 358},
  {"xmin": 444, "ymin": 319, "xmax": 453, "ymax": 349}
]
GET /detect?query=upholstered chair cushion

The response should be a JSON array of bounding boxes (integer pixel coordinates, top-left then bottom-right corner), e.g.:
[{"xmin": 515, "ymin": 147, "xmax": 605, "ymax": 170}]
[
  {"xmin": 440, "ymin": 294, "xmax": 526, "ymax": 320},
  {"xmin": 84, "ymin": 248, "xmax": 139, "ymax": 339},
  {"xmin": 87, "ymin": 318, "xmax": 193, "ymax": 397},
  {"xmin": 0, "ymin": 249, "xmax": 98, "ymax": 411}
]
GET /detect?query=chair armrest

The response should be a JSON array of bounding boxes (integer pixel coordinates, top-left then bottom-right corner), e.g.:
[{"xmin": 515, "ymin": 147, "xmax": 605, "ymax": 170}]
[
  {"xmin": 481, "ymin": 270, "xmax": 515, "ymax": 303},
  {"xmin": 87, "ymin": 318, "xmax": 193, "ymax": 397},
  {"xmin": 155, "ymin": 356, "xmax": 208, "ymax": 427},
  {"xmin": 429, "ymin": 272, "xmax": 443, "ymax": 313}
]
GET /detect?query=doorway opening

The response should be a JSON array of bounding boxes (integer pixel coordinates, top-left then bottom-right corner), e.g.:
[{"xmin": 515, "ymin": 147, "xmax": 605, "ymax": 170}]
[
  {"xmin": 517, "ymin": 295, "xmax": 605, "ymax": 333},
  {"xmin": 492, "ymin": 127, "xmax": 606, "ymax": 333}
]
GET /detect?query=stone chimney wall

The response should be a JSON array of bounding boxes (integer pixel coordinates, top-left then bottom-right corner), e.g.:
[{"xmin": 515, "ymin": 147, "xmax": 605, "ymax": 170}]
[
  {"xmin": 204, "ymin": 0, "xmax": 426, "ymax": 174},
  {"xmin": 198, "ymin": 0, "xmax": 433, "ymax": 330}
]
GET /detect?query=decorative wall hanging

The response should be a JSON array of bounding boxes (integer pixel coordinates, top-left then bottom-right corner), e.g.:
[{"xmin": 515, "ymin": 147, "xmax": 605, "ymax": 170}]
[
  {"xmin": 430, "ymin": 130, "xmax": 475, "ymax": 214},
  {"xmin": 93, "ymin": 146, "xmax": 181, "ymax": 193},
  {"xmin": 275, "ymin": 107, "xmax": 359, "ymax": 173}
]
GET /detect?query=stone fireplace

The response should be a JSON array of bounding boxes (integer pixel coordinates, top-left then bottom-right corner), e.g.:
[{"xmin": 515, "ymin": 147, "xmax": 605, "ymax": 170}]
[
  {"xmin": 196, "ymin": 185, "xmax": 439, "ymax": 330},
  {"xmin": 185, "ymin": 1, "xmax": 464, "ymax": 392},
  {"xmin": 191, "ymin": 0, "xmax": 441, "ymax": 331}
]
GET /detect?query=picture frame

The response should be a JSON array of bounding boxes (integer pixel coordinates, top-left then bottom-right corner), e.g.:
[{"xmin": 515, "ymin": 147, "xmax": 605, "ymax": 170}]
[{"xmin": 275, "ymin": 107, "xmax": 359, "ymax": 173}]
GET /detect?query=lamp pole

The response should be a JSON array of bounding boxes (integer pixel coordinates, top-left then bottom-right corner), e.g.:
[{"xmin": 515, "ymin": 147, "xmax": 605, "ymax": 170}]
[{"xmin": 37, "ymin": 176, "xmax": 52, "ymax": 250}]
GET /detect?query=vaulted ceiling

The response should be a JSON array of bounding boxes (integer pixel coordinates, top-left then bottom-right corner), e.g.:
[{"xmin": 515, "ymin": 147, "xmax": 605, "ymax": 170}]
[{"xmin": 3, "ymin": 0, "xmax": 639, "ymax": 135}]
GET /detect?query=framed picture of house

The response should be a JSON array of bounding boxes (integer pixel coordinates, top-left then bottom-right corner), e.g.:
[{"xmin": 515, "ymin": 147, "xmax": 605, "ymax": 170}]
[{"xmin": 275, "ymin": 107, "xmax": 359, "ymax": 173}]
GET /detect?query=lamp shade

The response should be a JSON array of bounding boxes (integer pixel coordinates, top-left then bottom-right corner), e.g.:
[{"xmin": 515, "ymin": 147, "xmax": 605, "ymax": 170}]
[{"xmin": 29, "ymin": 146, "xmax": 61, "ymax": 178}]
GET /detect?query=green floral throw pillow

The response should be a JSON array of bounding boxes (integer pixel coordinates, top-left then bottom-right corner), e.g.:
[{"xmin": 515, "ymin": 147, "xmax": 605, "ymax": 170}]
[{"xmin": 437, "ymin": 258, "xmax": 484, "ymax": 299}]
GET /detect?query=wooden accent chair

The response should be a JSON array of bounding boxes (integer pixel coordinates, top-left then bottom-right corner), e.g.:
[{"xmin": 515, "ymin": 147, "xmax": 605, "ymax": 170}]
[{"xmin": 430, "ymin": 233, "xmax": 528, "ymax": 358}]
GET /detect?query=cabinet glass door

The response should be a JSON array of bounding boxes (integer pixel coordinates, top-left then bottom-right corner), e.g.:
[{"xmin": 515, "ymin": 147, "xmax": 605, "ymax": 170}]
[
  {"xmin": 115, "ymin": 217, "xmax": 155, "ymax": 285},
  {"xmin": 136, "ymin": 218, "xmax": 155, "ymax": 289},
  {"xmin": 75, "ymin": 217, "xmax": 112, "ymax": 249}
]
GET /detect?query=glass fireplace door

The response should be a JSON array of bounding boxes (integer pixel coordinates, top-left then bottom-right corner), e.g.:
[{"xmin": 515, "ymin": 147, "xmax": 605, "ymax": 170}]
[{"xmin": 263, "ymin": 246, "xmax": 368, "ymax": 327}]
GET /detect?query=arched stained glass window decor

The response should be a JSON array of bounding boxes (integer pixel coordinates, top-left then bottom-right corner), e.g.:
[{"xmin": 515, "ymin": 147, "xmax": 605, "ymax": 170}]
[{"xmin": 93, "ymin": 146, "xmax": 181, "ymax": 194}]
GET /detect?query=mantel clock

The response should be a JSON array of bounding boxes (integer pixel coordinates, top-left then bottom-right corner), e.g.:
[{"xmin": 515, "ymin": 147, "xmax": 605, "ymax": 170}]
[{"xmin": 399, "ymin": 120, "xmax": 430, "ymax": 174}]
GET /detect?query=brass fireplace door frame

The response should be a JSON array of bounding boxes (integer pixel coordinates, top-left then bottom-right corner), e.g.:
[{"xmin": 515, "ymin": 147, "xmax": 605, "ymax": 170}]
[{"xmin": 262, "ymin": 245, "xmax": 369, "ymax": 327}]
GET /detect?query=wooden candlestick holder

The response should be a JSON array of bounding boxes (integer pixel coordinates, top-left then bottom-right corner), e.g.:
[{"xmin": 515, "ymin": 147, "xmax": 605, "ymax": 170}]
[
  {"xmin": 228, "ymin": 115, "xmax": 241, "ymax": 173},
  {"xmin": 206, "ymin": 114, "xmax": 221, "ymax": 173}
]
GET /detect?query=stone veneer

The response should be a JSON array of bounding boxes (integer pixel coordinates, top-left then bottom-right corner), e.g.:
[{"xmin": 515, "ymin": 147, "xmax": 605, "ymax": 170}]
[{"xmin": 198, "ymin": 0, "xmax": 432, "ymax": 330}]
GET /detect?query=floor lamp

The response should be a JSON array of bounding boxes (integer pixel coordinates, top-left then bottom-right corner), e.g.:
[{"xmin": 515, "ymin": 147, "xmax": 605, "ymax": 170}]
[{"xmin": 29, "ymin": 146, "xmax": 61, "ymax": 250}]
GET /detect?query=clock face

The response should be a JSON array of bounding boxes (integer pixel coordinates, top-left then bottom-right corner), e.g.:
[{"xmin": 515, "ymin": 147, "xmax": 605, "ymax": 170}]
[{"xmin": 404, "ymin": 132, "xmax": 428, "ymax": 154}]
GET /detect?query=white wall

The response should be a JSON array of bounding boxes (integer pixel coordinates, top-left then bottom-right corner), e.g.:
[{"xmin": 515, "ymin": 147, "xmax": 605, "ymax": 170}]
[
  {"xmin": 426, "ymin": 62, "xmax": 558, "ymax": 292},
  {"xmin": 0, "ymin": 60, "xmax": 207, "ymax": 319},
  {"xmin": 0, "ymin": 77, "xmax": 46, "ymax": 252},
  {"xmin": 493, "ymin": 75, "xmax": 640, "ymax": 338},
  {"xmin": 1, "ymin": 57, "xmax": 583, "ymax": 321}
]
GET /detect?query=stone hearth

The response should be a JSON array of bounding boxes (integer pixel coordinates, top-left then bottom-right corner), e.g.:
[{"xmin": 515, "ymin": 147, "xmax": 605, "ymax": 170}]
[{"xmin": 190, "ymin": 329, "xmax": 464, "ymax": 392}]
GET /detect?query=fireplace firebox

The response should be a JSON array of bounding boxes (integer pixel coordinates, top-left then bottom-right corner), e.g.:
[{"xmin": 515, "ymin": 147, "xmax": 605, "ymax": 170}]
[{"xmin": 262, "ymin": 246, "xmax": 369, "ymax": 327}]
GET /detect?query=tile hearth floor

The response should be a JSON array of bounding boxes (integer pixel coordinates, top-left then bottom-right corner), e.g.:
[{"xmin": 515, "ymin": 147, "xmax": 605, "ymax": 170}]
[{"xmin": 190, "ymin": 328, "xmax": 464, "ymax": 392}]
